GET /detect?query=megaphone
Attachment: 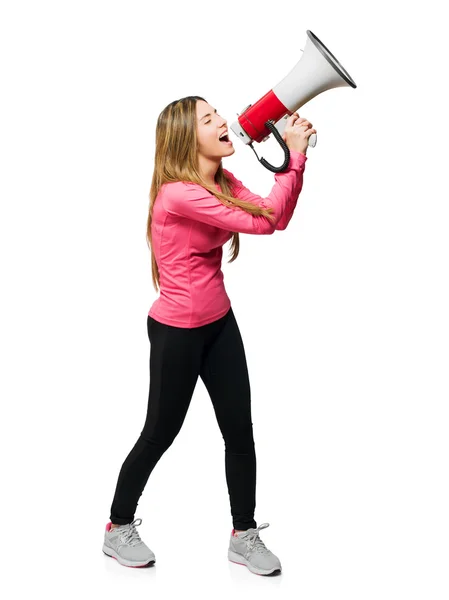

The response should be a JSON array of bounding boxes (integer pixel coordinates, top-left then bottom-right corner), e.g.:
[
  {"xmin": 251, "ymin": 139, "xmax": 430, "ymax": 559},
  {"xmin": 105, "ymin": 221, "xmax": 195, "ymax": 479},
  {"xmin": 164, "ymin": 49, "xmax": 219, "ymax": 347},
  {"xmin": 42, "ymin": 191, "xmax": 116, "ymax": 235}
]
[{"xmin": 230, "ymin": 30, "xmax": 357, "ymax": 172}]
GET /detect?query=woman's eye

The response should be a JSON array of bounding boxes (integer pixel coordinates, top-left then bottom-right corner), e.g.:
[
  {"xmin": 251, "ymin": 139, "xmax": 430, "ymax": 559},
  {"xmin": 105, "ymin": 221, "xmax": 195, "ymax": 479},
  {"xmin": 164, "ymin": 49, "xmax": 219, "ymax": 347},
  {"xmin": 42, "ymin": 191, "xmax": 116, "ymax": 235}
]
[{"xmin": 205, "ymin": 120, "xmax": 211, "ymax": 124}]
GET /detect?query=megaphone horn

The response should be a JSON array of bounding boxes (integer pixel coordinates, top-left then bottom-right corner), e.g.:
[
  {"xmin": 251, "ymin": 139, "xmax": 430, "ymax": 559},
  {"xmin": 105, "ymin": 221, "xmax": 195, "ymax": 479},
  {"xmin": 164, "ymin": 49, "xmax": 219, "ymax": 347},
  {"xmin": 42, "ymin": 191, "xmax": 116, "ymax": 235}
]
[{"xmin": 230, "ymin": 30, "xmax": 357, "ymax": 172}]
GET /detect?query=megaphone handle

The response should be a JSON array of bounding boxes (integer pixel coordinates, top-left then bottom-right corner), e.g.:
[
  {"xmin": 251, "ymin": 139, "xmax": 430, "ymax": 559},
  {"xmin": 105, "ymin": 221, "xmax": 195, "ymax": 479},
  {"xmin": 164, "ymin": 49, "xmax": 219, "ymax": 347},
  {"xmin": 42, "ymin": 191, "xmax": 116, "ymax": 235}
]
[{"xmin": 308, "ymin": 133, "xmax": 317, "ymax": 147}]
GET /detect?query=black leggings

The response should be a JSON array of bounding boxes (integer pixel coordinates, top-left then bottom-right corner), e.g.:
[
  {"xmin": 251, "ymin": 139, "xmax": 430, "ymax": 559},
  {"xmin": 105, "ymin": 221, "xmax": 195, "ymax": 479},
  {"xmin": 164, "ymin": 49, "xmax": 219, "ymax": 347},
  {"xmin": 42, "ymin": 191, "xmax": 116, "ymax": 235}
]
[{"xmin": 109, "ymin": 306, "xmax": 257, "ymax": 531}]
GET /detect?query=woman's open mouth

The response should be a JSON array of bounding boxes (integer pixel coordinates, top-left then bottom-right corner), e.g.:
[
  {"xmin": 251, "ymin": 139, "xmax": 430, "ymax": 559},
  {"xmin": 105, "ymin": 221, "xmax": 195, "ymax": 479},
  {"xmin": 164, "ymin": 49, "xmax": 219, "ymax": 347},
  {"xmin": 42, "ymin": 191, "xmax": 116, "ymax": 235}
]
[{"xmin": 219, "ymin": 134, "xmax": 232, "ymax": 146}]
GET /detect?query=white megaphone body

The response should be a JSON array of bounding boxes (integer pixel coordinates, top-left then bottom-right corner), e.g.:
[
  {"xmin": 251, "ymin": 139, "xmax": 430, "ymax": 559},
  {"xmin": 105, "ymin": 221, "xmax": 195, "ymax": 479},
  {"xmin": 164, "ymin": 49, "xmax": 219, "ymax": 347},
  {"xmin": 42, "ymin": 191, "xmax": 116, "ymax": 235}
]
[{"xmin": 230, "ymin": 30, "xmax": 357, "ymax": 172}]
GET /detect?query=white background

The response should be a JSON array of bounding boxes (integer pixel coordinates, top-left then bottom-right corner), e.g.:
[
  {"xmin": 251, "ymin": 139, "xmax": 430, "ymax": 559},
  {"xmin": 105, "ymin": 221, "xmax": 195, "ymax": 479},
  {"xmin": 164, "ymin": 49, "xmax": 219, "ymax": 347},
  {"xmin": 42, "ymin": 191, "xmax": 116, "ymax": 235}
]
[{"xmin": 1, "ymin": 1, "xmax": 448, "ymax": 598}]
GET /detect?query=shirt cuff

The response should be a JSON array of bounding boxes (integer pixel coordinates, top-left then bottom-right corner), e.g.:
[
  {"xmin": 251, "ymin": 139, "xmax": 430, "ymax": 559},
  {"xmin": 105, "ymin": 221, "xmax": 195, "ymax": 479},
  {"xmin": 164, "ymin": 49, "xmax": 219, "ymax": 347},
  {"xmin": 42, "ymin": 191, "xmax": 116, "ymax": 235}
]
[{"xmin": 288, "ymin": 150, "xmax": 308, "ymax": 165}]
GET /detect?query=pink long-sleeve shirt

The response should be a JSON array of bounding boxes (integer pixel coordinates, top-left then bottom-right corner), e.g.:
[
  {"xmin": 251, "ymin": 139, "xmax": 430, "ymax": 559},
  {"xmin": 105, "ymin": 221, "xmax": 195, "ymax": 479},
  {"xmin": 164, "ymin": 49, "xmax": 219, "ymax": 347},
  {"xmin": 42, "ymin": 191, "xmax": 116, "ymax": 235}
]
[{"xmin": 148, "ymin": 150, "xmax": 307, "ymax": 328}]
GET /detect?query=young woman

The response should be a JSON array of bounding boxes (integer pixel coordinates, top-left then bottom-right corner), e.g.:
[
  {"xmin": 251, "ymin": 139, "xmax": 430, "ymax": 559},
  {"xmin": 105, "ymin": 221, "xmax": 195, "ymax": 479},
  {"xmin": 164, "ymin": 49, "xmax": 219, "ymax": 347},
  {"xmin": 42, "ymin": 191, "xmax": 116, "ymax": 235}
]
[{"xmin": 102, "ymin": 96, "xmax": 316, "ymax": 575}]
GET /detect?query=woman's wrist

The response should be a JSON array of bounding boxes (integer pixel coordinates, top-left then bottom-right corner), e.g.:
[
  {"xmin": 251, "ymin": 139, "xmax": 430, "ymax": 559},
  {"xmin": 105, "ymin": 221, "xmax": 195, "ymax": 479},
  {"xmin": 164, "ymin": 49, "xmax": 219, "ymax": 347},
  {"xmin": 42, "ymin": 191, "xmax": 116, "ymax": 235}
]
[{"xmin": 289, "ymin": 149, "xmax": 307, "ymax": 158}]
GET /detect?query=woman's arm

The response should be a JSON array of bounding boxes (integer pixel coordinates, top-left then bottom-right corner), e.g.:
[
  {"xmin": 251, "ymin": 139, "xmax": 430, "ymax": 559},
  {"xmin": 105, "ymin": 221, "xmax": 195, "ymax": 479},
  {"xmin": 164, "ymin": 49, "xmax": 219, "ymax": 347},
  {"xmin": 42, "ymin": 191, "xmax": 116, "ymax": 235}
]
[
  {"xmin": 223, "ymin": 150, "xmax": 307, "ymax": 231},
  {"xmin": 162, "ymin": 151, "xmax": 307, "ymax": 235}
]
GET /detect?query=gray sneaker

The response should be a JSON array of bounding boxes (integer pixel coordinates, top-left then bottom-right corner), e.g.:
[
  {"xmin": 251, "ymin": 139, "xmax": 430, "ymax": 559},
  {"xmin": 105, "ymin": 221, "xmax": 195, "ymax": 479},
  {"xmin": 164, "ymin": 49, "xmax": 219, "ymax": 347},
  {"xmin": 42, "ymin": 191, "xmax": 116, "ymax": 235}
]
[
  {"xmin": 228, "ymin": 522, "xmax": 282, "ymax": 575},
  {"xmin": 103, "ymin": 518, "xmax": 156, "ymax": 568}
]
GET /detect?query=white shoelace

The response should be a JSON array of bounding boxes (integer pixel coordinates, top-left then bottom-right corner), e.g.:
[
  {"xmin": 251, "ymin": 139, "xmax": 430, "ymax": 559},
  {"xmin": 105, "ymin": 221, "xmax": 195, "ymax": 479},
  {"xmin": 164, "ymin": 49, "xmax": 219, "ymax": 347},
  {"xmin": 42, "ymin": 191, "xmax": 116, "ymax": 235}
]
[
  {"xmin": 238, "ymin": 522, "xmax": 271, "ymax": 554},
  {"xmin": 115, "ymin": 518, "xmax": 144, "ymax": 547}
]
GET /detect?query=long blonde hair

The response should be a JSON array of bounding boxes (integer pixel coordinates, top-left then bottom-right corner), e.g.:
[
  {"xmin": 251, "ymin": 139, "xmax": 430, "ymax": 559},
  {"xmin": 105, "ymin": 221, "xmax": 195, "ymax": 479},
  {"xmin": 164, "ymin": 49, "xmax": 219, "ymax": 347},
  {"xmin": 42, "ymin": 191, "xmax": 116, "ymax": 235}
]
[{"xmin": 146, "ymin": 95, "xmax": 275, "ymax": 292}]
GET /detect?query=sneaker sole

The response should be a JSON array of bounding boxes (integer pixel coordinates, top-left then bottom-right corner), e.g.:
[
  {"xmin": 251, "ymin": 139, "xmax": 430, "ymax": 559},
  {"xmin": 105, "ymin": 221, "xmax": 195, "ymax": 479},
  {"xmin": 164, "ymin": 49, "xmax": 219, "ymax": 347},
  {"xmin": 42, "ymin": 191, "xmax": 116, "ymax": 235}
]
[
  {"xmin": 102, "ymin": 543, "xmax": 156, "ymax": 568},
  {"xmin": 228, "ymin": 549, "xmax": 281, "ymax": 575}
]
